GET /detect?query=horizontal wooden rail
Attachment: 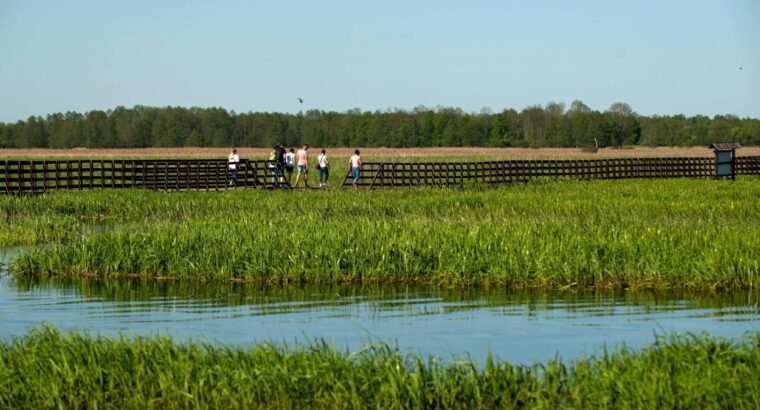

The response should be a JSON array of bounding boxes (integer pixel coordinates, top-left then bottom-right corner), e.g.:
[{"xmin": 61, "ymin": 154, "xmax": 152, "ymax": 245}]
[
  {"xmin": 341, "ymin": 156, "xmax": 760, "ymax": 188},
  {"xmin": 0, "ymin": 159, "xmax": 289, "ymax": 195},
  {"xmin": 1, "ymin": 156, "xmax": 758, "ymax": 194}
]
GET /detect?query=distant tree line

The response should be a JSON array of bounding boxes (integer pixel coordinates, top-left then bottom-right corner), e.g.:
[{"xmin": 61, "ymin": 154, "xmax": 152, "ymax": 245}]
[{"xmin": 1, "ymin": 101, "xmax": 758, "ymax": 149}]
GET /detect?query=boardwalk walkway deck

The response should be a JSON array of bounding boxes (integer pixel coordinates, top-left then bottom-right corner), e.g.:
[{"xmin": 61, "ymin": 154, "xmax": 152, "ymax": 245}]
[
  {"xmin": 340, "ymin": 156, "xmax": 760, "ymax": 188},
  {"xmin": 1, "ymin": 156, "xmax": 758, "ymax": 194}
]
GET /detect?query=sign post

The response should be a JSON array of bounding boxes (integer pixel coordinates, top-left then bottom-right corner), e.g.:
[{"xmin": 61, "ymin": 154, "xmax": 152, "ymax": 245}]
[{"xmin": 709, "ymin": 142, "xmax": 741, "ymax": 180}]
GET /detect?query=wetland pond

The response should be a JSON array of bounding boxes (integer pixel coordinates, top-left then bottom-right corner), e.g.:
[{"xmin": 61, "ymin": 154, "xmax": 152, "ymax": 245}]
[{"xmin": 1, "ymin": 247, "xmax": 758, "ymax": 364}]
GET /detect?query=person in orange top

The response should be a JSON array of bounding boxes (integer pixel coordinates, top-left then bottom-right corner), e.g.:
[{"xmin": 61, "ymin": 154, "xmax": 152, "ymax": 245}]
[{"xmin": 294, "ymin": 144, "xmax": 309, "ymax": 187}]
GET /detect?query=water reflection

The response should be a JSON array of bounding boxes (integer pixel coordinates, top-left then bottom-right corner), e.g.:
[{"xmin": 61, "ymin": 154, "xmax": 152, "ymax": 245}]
[
  {"xmin": 8, "ymin": 277, "xmax": 760, "ymax": 316},
  {"xmin": 1, "ymin": 275, "xmax": 758, "ymax": 364}
]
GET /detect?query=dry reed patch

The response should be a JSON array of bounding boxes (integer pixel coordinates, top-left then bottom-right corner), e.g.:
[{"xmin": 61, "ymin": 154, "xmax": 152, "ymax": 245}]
[{"xmin": 1, "ymin": 146, "xmax": 759, "ymax": 160}]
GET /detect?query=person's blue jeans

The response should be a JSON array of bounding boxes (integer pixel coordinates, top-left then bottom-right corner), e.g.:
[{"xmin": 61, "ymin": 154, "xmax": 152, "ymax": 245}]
[
  {"xmin": 319, "ymin": 166, "xmax": 329, "ymax": 184},
  {"xmin": 352, "ymin": 167, "xmax": 360, "ymax": 183},
  {"xmin": 228, "ymin": 169, "xmax": 238, "ymax": 185}
]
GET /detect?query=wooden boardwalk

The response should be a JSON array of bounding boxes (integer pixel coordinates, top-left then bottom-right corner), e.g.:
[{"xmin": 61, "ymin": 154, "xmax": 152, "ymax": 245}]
[
  {"xmin": 0, "ymin": 159, "xmax": 289, "ymax": 194},
  {"xmin": 1, "ymin": 156, "xmax": 758, "ymax": 194},
  {"xmin": 340, "ymin": 156, "xmax": 760, "ymax": 188}
]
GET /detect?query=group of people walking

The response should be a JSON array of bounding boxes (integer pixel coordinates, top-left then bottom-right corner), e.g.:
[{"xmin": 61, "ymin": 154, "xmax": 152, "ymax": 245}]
[{"xmin": 227, "ymin": 146, "xmax": 363, "ymax": 188}]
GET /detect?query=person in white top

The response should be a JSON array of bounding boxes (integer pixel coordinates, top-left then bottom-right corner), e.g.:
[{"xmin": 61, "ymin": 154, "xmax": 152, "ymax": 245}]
[
  {"xmin": 227, "ymin": 148, "xmax": 240, "ymax": 186},
  {"xmin": 317, "ymin": 149, "xmax": 329, "ymax": 188},
  {"xmin": 348, "ymin": 149, "xmax": 362, "ymax": 188},
  {"xmin": 284, "ymin": 148, "xmax": 295, "ymax": 184}
]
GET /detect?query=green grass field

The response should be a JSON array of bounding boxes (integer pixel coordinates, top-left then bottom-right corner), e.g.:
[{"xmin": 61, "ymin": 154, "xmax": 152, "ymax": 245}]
[
  {"xmin": 3, "ymin": 177, "xmax": 759, "ymax": 289},
  {"xmin": 0, "ymin": 327, "xmax": 758, "ymax": 409}
]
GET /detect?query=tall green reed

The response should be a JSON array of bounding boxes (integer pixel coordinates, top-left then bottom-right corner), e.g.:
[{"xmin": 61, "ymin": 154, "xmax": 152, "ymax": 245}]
[
  {"xmin": 7, "ymin": 178, "xmax": 760, "ymax": 289},
  {"xmin": 1, "ymin": 327, "xmax": 758, "ymax": 409}
]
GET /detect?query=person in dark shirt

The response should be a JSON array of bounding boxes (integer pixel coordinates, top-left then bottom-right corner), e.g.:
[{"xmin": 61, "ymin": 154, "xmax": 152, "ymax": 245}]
[{"xmin": 274, "ymin": 144, "xmax": 286, "ymax": 183}]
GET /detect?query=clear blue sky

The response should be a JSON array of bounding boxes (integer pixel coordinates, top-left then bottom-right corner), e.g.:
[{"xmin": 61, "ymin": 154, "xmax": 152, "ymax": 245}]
[{"xmin": 1, "ymin": 0, "xmax": 758, "ymax": 122}]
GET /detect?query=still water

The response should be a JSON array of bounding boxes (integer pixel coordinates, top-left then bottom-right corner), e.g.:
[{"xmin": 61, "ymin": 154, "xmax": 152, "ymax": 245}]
[{"xmin": 1, "ymin": 248, "xmax": 758, "ymax": 364}]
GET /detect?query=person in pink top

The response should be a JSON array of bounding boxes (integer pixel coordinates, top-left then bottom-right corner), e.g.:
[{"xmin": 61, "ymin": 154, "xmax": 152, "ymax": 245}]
[
  {"xmin": 294, "ymin": 144, "xmax": 309, "ymax": 187},
  {"xmin": 348, "ymin": 149, "xmax": 362, "ymax": 188}
]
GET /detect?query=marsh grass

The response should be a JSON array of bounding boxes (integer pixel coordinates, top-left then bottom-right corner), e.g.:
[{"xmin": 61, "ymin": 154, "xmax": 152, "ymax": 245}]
[
  {"xmin": 6, "ymin": 178, "xmax": 760, "ymax": 289},
  {"xmin": 0, "ymin": 327, "xmax": 758, "ymax": 409}
]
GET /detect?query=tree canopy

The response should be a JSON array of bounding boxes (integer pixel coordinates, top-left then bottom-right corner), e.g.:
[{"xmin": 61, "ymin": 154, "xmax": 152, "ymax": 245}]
[{"xmin": 1, "ymin": 103, "xmax": 758, "ymax": 149}]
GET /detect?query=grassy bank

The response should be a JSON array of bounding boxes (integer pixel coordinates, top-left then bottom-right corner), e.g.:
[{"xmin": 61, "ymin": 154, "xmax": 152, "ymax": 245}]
[
  {"xmin": 5, "ymin": 178, "xmax": 760, "ymax": 288},
  {"xmin": 0, "ymin": 327, "xmax": 757, "ymax": 409}
]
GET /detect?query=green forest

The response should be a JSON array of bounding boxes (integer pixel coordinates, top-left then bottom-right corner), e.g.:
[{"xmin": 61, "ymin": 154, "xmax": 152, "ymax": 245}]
[{"xmin": 1, "ymin": 101, "xmax": 759, "ymax": 149}]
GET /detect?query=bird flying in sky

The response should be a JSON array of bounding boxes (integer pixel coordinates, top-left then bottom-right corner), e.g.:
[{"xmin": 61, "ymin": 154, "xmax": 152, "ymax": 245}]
[{"xmin": 298, "ymin": 98, "xmax": 304, "ymax": 103}]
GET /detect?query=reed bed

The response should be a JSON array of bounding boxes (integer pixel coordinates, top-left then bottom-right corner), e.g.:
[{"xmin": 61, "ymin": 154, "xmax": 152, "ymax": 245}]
[
  {"xmin": 6, "ymin": 178, "xmax": 760, "ymax": 289},
  {"xmin": 0, "ymin": 327, "xmax": 758, "ymax": 409},
  {"xmin": 7, "ymin": 146, "xmax": 759, "ymax": 160}
]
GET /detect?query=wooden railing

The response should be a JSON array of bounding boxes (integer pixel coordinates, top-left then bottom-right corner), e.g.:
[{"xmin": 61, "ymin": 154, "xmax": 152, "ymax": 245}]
[
  {"xmin": 1, "ymin": 156, "xmax": 758, "ymax": 194},
  {"xmin": 736, "ymin": 156, "xmax": 760, "ymax": 175},
  {"xmin": 0, "ymin": 159, "xmax": 289, "ymax": 194},
  {"xmin": 340, "ymin": 156, "xmax": 760, "ymax": 188}
]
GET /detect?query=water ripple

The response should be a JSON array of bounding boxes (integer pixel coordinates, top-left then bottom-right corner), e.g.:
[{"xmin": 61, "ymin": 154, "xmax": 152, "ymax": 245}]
[{"xmin": 0, "ymin": 251, "xmax": 758, "ymax": 363}]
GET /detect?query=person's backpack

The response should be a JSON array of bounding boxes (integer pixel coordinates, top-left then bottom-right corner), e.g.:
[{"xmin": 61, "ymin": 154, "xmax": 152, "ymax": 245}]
[{"xmin": 268, "ymin": 151, "xmax": 276, "ymax": 161}]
